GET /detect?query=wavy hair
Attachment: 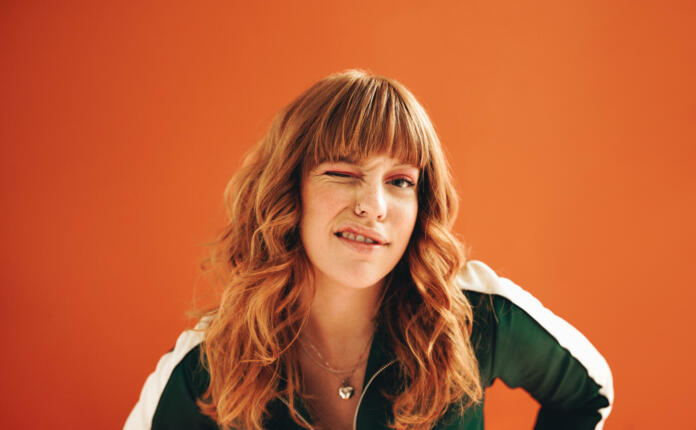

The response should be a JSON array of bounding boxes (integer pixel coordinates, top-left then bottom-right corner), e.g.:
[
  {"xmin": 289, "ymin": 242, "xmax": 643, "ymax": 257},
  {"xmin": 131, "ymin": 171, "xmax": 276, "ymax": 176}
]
[{"xmin": 198, "ymin": 70, "xmax": 482, "ymax": 429}]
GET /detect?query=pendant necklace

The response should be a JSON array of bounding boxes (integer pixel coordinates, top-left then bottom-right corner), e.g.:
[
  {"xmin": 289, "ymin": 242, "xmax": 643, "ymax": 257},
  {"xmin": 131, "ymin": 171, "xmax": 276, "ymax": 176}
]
[{"xmin": 298, "ymin": 332, "xmax": 374, "ymax": 400}]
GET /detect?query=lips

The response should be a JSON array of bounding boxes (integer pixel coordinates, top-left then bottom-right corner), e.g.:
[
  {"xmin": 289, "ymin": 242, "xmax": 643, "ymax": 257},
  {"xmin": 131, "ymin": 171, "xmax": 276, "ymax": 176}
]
[{"xmin": 333, "ymin": 225, "xmax": 387, "ymax": 245}]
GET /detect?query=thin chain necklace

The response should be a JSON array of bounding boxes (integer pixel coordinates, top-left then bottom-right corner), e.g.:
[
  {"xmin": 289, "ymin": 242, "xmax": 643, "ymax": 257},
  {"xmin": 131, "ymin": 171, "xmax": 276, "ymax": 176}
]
[{"xmin": 298, "ymin": 332, "xmax": 374, "ymax": 400}]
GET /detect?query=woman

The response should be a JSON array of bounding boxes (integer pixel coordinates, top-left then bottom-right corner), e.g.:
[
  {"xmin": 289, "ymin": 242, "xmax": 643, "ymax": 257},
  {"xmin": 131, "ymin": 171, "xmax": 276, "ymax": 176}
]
[{"xmin": 125, "ymin": 70, "xmax": 613, "ymax": 430}]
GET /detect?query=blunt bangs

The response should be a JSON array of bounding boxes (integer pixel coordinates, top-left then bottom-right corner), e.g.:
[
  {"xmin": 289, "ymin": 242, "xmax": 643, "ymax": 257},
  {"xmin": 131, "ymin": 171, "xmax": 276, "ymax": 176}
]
[{"xmin": 300, "ymin": 73, "xmax": 433, "ymax": 173}]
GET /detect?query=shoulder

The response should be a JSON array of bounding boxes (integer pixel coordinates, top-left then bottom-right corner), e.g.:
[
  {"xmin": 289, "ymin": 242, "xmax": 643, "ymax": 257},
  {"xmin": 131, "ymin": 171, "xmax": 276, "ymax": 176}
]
[
  {"xmin": 456, "ymin": 260, "xmax": 557, "ymax": 335},
  {"xmin": 457, "ymin": 260, "xmax": 607, "ymax": 366},
  {"xmin": 125, "ymin": 318, "xmax": 215, "ymax": 430}
]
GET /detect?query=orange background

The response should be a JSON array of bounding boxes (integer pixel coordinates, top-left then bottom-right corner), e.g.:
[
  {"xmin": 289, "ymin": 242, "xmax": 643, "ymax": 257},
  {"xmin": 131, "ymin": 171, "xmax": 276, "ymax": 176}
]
[{"xmin": 1, "ymin": 1, "xmax": 694, "ymax": 428}]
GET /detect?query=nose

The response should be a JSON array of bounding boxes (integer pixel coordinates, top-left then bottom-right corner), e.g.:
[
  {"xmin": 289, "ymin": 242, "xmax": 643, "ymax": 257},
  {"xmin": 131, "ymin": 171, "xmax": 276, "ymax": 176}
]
[{"xmin": 354, "ymin": 182, "xmax": 387, "ymax": 220}]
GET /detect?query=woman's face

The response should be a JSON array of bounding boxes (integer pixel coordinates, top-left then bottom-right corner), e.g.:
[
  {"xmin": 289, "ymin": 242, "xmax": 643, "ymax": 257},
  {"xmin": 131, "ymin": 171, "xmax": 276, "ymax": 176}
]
[{"xmin": 300, "ymin": 154, "xmax": 419, "ymax": 291}]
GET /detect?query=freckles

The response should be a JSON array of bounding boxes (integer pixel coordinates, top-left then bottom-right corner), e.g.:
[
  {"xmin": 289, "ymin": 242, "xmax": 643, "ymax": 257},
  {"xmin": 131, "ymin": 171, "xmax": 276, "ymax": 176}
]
[
  {"xmin": 305, "ymin": 182, "xmax": 349, "ymax": 217},
  {"xmin": 318, "ymin": 185, "xmax": 345, "ymax": 206}
]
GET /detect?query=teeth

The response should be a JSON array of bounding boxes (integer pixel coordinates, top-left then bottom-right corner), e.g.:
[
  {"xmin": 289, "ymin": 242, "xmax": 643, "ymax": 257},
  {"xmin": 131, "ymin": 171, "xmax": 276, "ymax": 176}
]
[{"xmin": 339, "ymin": 231, "xmax": 377, "ymax": 244}]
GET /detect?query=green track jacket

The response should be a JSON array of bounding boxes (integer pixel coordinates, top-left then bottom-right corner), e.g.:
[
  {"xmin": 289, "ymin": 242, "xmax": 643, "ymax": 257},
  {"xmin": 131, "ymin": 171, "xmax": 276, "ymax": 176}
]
[{"xmin": 125, "ymin": 261, "xmax": 614, "ymax": 429}]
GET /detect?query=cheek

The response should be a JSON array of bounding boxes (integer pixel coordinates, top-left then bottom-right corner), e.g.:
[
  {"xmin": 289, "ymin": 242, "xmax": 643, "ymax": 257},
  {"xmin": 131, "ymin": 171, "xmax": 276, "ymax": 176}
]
[
  {"xmin": 300, "ymin": 182, "xmax": 350, "ymax": 240},
  {"xmin": 391, "ymin": 199, "xmax": 419, "ymax": 244},
  {"xmin": 320, "ymin": 186, "xmax": 348, "ymax": 211}
]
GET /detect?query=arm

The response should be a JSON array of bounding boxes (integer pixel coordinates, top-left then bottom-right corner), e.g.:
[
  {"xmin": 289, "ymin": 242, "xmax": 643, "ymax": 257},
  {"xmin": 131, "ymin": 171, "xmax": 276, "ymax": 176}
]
[
  {"xmin": 459, "ymin": 260, "xmax": 614, "ymax": 429},
  {"xmin": 491, "ymin": 296, "xmax": 612, "ymax": 429}
]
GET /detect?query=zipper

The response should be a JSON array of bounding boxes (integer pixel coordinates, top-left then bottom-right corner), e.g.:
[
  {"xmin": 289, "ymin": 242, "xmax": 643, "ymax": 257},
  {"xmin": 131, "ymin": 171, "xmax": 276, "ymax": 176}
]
[{"xmin": 353, "ymin": 359, "xmax": 396, "ymax": 430}]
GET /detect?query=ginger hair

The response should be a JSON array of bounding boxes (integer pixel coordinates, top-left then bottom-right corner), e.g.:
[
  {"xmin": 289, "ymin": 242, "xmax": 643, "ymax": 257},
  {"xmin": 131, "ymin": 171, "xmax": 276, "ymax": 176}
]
[{"xmin": 198, "ymin": 70, "xmax": 482, "ymax": 429}]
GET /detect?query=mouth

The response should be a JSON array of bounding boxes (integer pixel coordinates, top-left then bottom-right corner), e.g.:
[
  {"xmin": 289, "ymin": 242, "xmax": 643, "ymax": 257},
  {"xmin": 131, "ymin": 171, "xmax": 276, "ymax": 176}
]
[{"xmin": 333, "ymin": 228, "xmax": 387, "ymax": 246}]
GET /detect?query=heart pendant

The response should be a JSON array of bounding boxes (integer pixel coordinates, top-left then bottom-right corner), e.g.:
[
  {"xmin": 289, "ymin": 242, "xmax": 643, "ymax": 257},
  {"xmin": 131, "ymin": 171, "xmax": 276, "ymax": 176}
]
[{"xmin": 338, "ymin": 385, "xmax": 354, "ymax": 400}]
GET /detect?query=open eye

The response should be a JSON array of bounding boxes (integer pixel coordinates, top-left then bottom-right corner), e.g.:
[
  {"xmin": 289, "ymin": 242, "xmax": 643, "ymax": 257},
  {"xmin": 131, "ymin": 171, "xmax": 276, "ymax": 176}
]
[{"xmin": 389, "ymin": 177, "xmax": 416, "ymax": 188}]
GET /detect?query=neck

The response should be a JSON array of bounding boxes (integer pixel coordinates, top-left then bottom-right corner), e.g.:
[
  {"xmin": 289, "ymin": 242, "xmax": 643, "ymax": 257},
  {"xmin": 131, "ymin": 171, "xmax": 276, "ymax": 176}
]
[{"xmin": 300, "ymin": 273, "xmax": 383, "ymax": 361}]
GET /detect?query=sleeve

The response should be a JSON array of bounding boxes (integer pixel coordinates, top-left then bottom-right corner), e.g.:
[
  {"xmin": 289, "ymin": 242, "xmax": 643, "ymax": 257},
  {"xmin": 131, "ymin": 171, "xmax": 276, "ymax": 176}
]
[
  {"xmin": 124, "ymin": 321, "xmax": 216, "ymax": 430},
  {"xmin": 458, "ymin": 260, "xmax": 614, "ymax": 430},
  {"xmin": 150, "ymin": 346, "xmax": 218, "ymax": 430}
]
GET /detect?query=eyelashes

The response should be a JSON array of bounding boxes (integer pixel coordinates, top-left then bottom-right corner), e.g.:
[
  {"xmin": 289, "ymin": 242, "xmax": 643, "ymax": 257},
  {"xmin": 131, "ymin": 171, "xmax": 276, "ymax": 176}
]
[
  {"xmin": 389, "ymin": 178, "xmax": 416, "ymax": 188},
  {"xmin": 324, "ymin": 171, "xmax": 353, "ymax": 178}
]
